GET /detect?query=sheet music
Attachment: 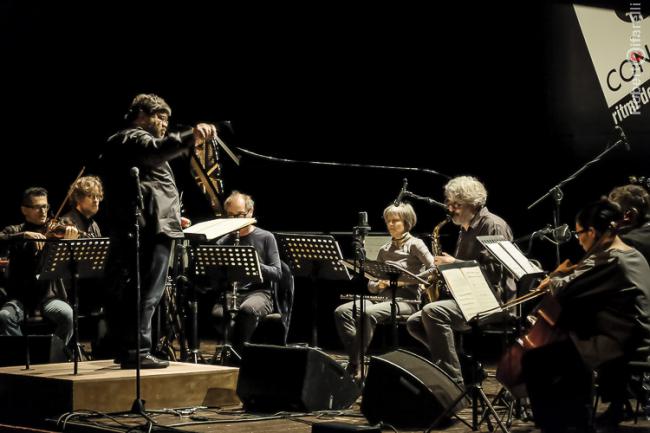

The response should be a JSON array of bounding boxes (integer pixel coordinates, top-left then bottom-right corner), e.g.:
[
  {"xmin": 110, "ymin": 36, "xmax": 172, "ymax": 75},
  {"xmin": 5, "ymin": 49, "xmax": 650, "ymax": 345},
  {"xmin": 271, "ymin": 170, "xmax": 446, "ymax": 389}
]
[
  {"xmin": 441, "ymin": 264, "xmax": 501, "ymax": 322},
  {"xmin": 498, "ymin": 241, "xmax": 542, "ymax": 274},
  {"xmin": 477, "ymin": 235, "xmax": 543, "ymax": 280},
  {"xmin": 483, "ymin": 242, "xmax": 527, "ymax": 279},
  {"xmin": 183, "ymin": 217, "xmax": 256, "ymax": 241}
]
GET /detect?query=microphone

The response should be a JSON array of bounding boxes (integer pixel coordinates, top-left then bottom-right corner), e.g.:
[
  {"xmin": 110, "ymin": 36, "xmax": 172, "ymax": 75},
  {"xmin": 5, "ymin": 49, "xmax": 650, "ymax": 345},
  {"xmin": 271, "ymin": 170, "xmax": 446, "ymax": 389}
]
[
  {"xmin": 615, "ymin": 125, "xmax": 631, "ymax": 151},
  {"xmin": 356, "ymin": 211, "xmax": 371, "ymax": 234},
  {"xmin": 131, "ymin": 167, "xmax": 144, "ymax": 211},
  {"xmin": 393, "ymin": 178, "xmax": 408, "ymax": 206},
  {"xmin": 537, "ymin": 224, "xmax": 572, "ymax": 244}
]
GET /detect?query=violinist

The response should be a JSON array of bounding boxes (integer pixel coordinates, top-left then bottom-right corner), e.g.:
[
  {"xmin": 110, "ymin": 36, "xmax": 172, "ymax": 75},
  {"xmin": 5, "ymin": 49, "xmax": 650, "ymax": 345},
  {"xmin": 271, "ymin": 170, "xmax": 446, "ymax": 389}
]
[
  {"xmin": 521, "ymin": 199, "xmax": 650, "ymax": 432},
  {"xmin": 98, "ymin": 93, "xmax": 217, "ymax": 369},
  {"xmin": 60, "ymin": 175, "xmax": 104, "ymax": 238},
  {"xmin": 0, "ymin": 187, "xmax": 77, "ymax": 351}
]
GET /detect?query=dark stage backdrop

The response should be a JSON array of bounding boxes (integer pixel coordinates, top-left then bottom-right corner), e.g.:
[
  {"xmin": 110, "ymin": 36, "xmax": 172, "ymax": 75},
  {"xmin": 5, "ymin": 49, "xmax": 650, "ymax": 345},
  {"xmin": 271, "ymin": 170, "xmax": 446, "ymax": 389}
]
[{"xmin": 2, "ymin": 2, "xmax": 649, "ymax": 272}]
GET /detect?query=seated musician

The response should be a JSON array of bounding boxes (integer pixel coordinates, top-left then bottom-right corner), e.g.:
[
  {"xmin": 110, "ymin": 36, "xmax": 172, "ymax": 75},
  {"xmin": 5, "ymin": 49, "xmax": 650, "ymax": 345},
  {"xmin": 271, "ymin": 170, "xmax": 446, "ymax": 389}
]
[
  {"xmin": 334, "ymin": 202, "xmax": 434, "ymax": 379},
  {"xmin": 60, "ymin": 175, "xmax": 104, "ymax": 237},
  {"xmin": 406, "ymin": 175, "xmax": 515, "ymax": 388},
  {"xmin": 211, "ymin": 191, "xmax": 281, "ymax": 358},
  {"xmin": 608, "ymin": 183, "xmax": 650, "ymax": 263},
  {"xmin": 522, "ymin": 199, "xmax": 650, "ymax": 432},
  {"xmin": 0, "ymin": 187, "xmax": 78, "ymax": 352},
  {"xmin": 60, "ymin": 175, "xmax": 107, "ymax": 357}
]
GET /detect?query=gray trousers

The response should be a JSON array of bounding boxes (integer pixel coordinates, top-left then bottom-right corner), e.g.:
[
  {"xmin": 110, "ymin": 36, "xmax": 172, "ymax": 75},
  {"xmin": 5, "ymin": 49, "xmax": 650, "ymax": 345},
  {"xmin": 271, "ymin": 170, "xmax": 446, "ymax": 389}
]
[
  {"xmin": 231, "ymin": 290, "xmax": 274, "ymax": 353},
  {"xmin": 406, "ymin": 299, "xmax": 469, "ymax": 385},
  {"xmin": 334, "ymin": 297, "xmax": 419, "ymax": 366},
  {"xmin": 0, "ymin": 298, "xmax": 74, "ymax": 345}
]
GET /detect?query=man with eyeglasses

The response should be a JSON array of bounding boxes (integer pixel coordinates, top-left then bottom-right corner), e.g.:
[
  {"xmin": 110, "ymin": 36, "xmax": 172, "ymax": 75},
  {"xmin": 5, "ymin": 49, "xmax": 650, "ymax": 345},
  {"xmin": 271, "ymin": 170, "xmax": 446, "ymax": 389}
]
[
  {"xmin": 210, "ymin": 191, "xmax": 281, "ymax": 359},
  {"xmin": 0, "ymin": 187, "xmax": 77, "ymax": 352},
  {"xmin": 406, "ymin": 176, "xmax": 515, "ymax": 387},
  {"xmin": 98, "ymin": 93, "xmax": 217, "ymax": 369}
]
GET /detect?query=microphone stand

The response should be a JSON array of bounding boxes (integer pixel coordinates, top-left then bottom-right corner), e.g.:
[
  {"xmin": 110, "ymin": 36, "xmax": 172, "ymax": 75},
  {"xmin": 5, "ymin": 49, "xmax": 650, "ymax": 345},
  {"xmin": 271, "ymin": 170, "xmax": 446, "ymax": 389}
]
[
  {"xmin": 351, "ymin": 213, "xmax": 370, "ymax": 383},
  {"xmin": 401, "ymin": 190, "xmax": 448, "ymax": 212},
  {"xmin": 129, "ymin": 167, "xmax": 149, "ymax": 419},
  {"xmin": 527, "ymin": 132, "xmax": 628, "ymax": 266}
]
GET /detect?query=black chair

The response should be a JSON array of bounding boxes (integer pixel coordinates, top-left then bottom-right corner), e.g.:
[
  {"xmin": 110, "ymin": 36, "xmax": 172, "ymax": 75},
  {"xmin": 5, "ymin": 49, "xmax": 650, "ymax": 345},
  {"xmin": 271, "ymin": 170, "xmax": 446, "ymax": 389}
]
[{"xmin": 251, "ymin": 261, "xmax": 294, "ymax": 345}]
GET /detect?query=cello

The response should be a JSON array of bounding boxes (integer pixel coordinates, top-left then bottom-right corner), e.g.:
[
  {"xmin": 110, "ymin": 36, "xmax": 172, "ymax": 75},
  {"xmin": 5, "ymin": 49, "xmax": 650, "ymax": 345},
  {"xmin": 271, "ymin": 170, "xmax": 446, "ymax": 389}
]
[{"xmin": 495, "ymin": 229, "xmax": 616, "ymax": 398}]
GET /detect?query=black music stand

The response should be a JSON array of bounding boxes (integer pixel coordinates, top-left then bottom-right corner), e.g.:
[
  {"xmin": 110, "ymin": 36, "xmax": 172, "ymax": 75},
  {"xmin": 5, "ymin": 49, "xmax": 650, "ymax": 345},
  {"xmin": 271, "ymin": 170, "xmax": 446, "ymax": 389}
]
[
  {"xmin": 361, "ymin": 260, "xmax": 424, "ymax": 349},
  {"xmin": 425, "ymin": 261, "xmax": 509, "ymax": 433},
  {"xmin": 194, "ymin": 244, "xmax": 262, "ymax": 365},
  {"xmin": 38, "ymin": 238, "xmax": 110, "ymax": 375},
  {"xmin": 275, "ymin": 234, "xmax": 351, "ymax": 347}
]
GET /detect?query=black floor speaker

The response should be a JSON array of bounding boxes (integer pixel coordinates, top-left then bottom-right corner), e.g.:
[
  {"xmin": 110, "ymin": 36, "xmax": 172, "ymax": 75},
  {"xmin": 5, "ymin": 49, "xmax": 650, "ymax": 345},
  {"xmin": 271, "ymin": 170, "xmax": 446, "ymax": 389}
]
[
  {"xmin": 236, "ymin": 344, "xmax": 360, "ymax": 412},
  {"xmin": 0, "ymin": 335, "xmax": 67, "ymax": 367},
  {"xmin": 361, "ymin": 349, "xmax": 467, "ymax": 428}
]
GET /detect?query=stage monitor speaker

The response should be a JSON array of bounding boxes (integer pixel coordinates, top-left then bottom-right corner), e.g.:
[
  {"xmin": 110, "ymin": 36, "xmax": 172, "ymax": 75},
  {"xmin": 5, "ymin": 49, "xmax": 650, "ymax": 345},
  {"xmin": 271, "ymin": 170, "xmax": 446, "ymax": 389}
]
[
  {"xmin": 236, "ymin": 343, "xmax": 360, "ymax": 412},
  {"xmin": 0, "ymin": 335, "xmax": 67, "ymax": 367},
  {"xmin": 361, "ymin": 349, "xmax": 467, "ymax": 428}
]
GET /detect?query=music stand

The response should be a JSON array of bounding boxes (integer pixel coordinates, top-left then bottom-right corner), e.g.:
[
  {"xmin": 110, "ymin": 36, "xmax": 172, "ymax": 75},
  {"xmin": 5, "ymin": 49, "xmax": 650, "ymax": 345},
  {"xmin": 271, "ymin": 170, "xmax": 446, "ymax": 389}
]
[
  {"xmin": 194, "ymin": 244, "xmax": 262, "ymax": 365},
  {"xmin": 362, "ymin": 260, "xmax": 427, "ymax": 349},
  {"xmin": 181, "ymin": 217, "xmax": 257, "ymax": 363},
  {"xmin": 426, "ymin": 260, "xmax": 509, "ymax": 433},
  {"xmin": 275, "ymin": 233, "xmax": 351, "ymax": 347},
  {"xmin": 38, "ymin": 238, "xmax": 110, "ymax": 375}
]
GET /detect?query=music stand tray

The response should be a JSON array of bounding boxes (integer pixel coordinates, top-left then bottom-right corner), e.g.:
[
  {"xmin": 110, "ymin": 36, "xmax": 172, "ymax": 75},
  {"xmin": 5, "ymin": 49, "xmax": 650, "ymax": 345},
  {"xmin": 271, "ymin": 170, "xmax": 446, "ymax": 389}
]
[
  {"xmin": 194, "ymin": 245, "xmax": 263, "ymax": 285},
  {"xmin": 38, "ymin": 238, "xmax": 110, "ymax": 374},
  {"xmin": 39, "ymin": 238, "xmax": 110, "ymax": 281},
  {"xmin": 275, "ymin": 233, "xmax": 351, "ymax": 280},
  {"xmin": 275, "ymin": 233, "xmax": 351, "ymax": 347}
]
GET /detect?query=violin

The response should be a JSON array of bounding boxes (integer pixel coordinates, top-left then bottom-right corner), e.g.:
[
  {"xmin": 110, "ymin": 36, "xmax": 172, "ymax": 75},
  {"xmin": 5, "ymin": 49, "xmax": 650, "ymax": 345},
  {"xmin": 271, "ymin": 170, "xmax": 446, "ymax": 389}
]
[{"xmin": 43, "ymin": 218, "xmax": 79, "ymax": 239}]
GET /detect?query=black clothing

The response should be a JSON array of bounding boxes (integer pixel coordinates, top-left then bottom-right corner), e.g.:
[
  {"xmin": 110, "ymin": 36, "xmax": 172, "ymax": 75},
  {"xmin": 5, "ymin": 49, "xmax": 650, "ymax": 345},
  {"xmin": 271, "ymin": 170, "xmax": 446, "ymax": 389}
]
[
  {"xmin": 100, "ymin": 127, "xmax": 194, "ymax": 239},
  {"xmin": 0, "ymin": 223, "xmax": 66, "ymax": 310},
  {"xmin": 98, "ymin": 126, "xmax": 194, "ymax": 360},
  {"xmin": 453, "ymin": 206, "xmax": 516, "ymax": 300},
  {"xmin": 524, "ymin": 247, "xmax": 650, "ymax": 431},
  {"xmin": 621, "ymin": 221, "xmax": 650, "ymax": 265},
  {"xmin": 61, "ymin": 208, "xmax": 101, "ymax": 238}
]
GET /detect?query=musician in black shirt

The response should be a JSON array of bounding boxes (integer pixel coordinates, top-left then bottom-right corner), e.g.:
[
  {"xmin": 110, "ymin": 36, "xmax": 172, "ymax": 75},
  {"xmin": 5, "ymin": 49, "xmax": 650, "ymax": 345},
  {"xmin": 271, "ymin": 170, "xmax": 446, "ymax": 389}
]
[
  {"xmin": 99, "ymin": 93, "xmax": 216, "ymax": 369},
  {"xmin": 61, "ymin": 175, "xmax": 103, "ymax": 238}
]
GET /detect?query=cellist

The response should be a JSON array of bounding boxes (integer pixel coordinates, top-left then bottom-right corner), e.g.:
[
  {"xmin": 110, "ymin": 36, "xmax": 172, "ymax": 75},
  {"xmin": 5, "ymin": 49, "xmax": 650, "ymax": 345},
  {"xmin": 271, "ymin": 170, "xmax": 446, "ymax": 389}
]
[{"xmin": 521, "ymin": 198, "xmax": 650, "ymax": 432}]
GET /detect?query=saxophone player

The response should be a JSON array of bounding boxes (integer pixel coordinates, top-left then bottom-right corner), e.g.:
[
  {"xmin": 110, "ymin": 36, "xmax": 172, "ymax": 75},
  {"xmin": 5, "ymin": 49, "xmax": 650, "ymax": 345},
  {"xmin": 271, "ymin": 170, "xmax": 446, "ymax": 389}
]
[
  {"xmin": 406, "ymin": 176, "xmax": 515, "ymax": 387},
  {"xmin": 334, "ymin": 202, "xmax": 434, "ymax": 380}
]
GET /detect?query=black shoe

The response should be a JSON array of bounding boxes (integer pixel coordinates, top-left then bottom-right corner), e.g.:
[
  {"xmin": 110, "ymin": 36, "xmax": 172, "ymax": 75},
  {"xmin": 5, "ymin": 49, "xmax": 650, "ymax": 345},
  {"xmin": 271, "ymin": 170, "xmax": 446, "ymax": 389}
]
[{"xmin": 120, "ymin": 353, "xmax": 169, "ymax": 369}]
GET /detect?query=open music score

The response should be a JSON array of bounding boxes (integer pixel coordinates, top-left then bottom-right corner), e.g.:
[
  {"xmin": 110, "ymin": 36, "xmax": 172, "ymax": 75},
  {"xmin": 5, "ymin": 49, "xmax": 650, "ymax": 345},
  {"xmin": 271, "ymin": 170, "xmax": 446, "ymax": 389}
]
[
  {"xmin": 477, "ymin": 235, "xmax": 542, "ymax": 280},
  {"xmin": 183, "ymin": 217, "xmax": 257, "ymax": 242},
  {"xmin": 438, "ymin": 261, "xmax": 501, "ymax": 322}
]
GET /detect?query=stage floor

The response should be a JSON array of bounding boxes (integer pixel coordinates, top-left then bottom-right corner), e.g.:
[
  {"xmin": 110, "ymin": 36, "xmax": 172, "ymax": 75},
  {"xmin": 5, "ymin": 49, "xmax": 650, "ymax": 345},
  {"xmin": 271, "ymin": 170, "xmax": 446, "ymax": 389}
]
[{"xmin": 0, "ymin": 343, "xmax": 649, "ymax": 433}]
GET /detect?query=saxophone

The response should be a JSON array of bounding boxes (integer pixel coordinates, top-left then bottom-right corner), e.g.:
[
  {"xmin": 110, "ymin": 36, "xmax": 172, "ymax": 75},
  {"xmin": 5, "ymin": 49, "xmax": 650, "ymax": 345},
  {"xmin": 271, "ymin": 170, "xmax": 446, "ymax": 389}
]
[{"xmin": 423, "ymin": 216, "xmax": 451, "ymax": 303}]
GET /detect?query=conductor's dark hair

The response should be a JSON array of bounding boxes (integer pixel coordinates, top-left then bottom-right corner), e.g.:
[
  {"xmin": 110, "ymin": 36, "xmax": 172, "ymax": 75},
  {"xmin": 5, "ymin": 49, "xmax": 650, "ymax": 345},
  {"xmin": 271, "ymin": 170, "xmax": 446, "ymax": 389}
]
[{"xmin": 124, "ymin": 93, "xmax": 172, "ymax": 122}]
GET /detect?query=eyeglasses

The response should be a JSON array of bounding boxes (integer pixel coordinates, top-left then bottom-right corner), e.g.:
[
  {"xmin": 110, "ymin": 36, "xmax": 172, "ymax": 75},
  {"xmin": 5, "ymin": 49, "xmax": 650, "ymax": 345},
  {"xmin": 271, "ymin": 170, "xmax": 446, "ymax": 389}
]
[
  {"xmin": 573, "ymin": 229, "xmax": 589, "ymax": 239},
  {"xmin": 227, "ymin": 211, "xmax": 249, "ymax": 218},
  {"xmin": 23, "ymin": 204, "xmax": 49, "ymax": 211}
]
